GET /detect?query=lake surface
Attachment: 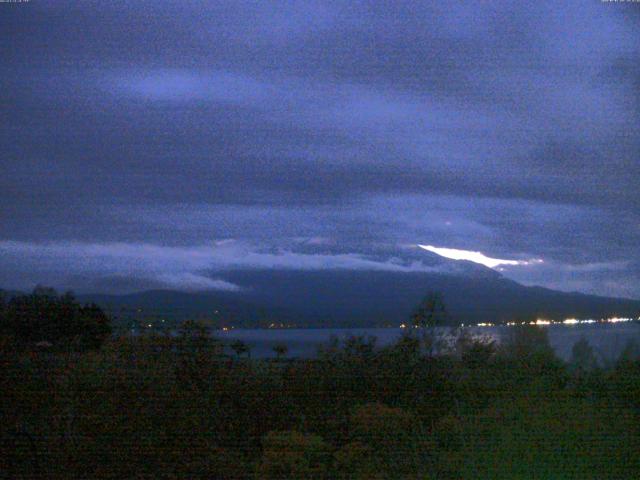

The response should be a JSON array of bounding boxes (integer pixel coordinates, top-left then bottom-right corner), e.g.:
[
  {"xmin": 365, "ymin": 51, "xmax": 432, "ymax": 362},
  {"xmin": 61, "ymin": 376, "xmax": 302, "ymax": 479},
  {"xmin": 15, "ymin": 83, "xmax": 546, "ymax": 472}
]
[{"xmin": 216, "ymin": 323, "xmax": 640, "ymax": 362}]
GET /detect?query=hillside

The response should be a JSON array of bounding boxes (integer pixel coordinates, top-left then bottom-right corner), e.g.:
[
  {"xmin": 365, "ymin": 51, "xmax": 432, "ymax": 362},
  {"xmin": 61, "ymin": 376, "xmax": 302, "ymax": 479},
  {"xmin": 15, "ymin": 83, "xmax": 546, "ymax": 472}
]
[{"xmin": 77, "ymin": 269, "xmax": 640, "ymax": 328}]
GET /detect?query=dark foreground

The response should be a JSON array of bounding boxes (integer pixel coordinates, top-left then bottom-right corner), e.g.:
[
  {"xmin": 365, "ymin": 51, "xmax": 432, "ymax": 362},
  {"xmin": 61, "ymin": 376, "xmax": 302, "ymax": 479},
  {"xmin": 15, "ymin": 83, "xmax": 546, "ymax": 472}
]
[{"xmin": 2, "ymin": 326, "xmax": 640, "ymax": 479}]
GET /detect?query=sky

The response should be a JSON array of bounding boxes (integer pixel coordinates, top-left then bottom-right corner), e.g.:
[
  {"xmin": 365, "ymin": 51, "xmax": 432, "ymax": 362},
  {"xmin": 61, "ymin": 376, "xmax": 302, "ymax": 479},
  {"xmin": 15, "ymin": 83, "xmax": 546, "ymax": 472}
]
[{"xmin": 1, "ymin": 1, "xmax": 639, "ymax": 298}]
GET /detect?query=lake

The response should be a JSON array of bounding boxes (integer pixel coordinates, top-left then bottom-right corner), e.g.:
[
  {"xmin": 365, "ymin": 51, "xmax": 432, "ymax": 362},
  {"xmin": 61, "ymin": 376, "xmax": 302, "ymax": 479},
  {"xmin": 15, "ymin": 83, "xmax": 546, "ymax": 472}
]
[{"xmin": 216, "ymin": 323, "xmax": 640, "ymax": 362}]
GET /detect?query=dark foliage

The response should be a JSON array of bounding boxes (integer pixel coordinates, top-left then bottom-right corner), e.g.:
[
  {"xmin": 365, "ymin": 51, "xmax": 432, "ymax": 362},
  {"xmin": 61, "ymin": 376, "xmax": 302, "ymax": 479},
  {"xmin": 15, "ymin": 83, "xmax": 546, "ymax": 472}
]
[
  {"xmin": 1, "ymin": 322, "xmax": 639, "ymax": 479},
  {"xmin": 0, "ymin": 287, "xmax": 112, "ymax": 352},
  {"xmin": 411, "ymin": 291, "xmax": 451, "ymax": 327}
]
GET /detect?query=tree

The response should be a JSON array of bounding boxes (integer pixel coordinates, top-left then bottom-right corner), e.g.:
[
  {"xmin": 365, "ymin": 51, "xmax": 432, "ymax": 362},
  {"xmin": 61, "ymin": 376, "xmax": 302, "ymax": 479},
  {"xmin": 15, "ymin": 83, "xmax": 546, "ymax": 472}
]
[
  {"xmin": 77, "ymin": 303, "xmax": 113, "ymax": 350},
  {"xmin": 0, "ymin": 291, "xmax": 6, "ymax": 329},
  {"xmin": 343, "ymin": 335, "xmax": 377, "ymax": 358},
  {"xmin": 499, "ymin": 325, "xmax": 566, "ymax": 389},
  {"xmin": 230, "ymin": 339, "xmax": 250, "ymax": 358},
  {"xmin": 617, "ymin": 338, "xmax": 640, "ymax": 364},
  {"xmin": 500, "ymin": 324, "xmax": 555, "ymax": 360},
  {"xmin": 0, "ymin": 287, "xmax": 111, "ymax": 351},
  {"xmin": 411, "ymin": 291, "xmax": 450, "ymax": 328},
  {"xmin": 178, "ymin": 319, "xmax": 212, "ymax": 353},
  {"xmin": 272, "ymin": 343, "xmax": 288, "ymax": 359},
  {"xmin": 456, "ymin": 330, "xmax": 496, "ymax": 367},
  {"xmin": 389, "ymin": 334, "xmax": 421, "ymax": 359},
  {"xmin": 570, "ymin": 336, "xmax": 599, "ymax": 371}
]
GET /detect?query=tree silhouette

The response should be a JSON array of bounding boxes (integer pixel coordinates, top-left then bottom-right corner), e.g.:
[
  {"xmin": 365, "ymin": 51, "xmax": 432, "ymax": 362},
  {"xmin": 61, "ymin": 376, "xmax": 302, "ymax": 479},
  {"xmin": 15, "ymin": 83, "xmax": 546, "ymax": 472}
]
[
  {"xmin": 0, "ymin": 287, "xmax": 111, "ymax": 351},
  {"xmin": 570, "ymin": 336, "xmax": 598, "ymax": 371},
  {"xmin": 230, "ymin": 339, "xmax": 250, "ymax": 358},
  {"xmin": 272, "ymin": 343, "xmax": 288, "ymax": 359},
  {"xmin": 411, "ymin": 291, "xmax": 450, "ymax": 328}
]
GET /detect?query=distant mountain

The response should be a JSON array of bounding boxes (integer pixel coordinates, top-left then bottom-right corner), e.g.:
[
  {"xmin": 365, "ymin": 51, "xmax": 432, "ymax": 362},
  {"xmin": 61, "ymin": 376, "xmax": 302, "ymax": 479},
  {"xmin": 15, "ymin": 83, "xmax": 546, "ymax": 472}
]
[
  {"xmin": 7, "ymin": 245, "xmax": 639, "ymax": 327},
  {"xmin": 77, "ymin": 269, "xmax": 640, "ymax": 328},
  {"xmin": 79, "ymin": 288, "xmax": 300, "ymax": 328}
]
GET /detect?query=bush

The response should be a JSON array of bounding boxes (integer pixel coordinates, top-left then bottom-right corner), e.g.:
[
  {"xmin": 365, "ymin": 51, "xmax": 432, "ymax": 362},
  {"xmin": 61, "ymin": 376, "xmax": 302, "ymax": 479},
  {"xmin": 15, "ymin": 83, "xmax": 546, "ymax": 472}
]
[
  {"xmin": 444, "ymin": 394, "xmax": 640, "ymax": 479},
  {"xmin": 256, "ymin": 430, "xmax": 330, "ymax": 479},
  {"xmin": 456, "ymin": 330, "xmax": 496, "ymax": 368},
  {"xmin": 334, "ymin": 441, "xmax": 384, "ymax": 480},
  {"xmin": 348, "ymin": 403, "xmax": 428, "ymax": 476}
]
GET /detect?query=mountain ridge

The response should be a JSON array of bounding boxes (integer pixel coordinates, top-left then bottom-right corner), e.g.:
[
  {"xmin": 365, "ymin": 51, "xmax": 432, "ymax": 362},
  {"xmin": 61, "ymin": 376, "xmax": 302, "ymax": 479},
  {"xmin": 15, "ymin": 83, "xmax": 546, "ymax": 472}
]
[{"xmin": 69, "ymin": 269, "xmax": 640, "ymax": 328}]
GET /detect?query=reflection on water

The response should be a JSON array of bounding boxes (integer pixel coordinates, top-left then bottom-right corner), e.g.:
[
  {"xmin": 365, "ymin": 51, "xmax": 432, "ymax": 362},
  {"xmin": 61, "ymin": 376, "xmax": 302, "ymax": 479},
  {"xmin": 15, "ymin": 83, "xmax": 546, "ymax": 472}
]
[{"xmin": 216, "ymin": 323, "xmax": 640, "ymax": 362}]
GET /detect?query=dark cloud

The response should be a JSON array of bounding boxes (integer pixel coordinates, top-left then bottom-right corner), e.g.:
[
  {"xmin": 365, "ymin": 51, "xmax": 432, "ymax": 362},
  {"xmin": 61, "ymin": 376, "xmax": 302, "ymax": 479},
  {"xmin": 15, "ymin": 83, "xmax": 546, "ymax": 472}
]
[
  {"xmin": 2, "ymin": 0, "xmax": 639, "ymax": 297},
  {"xmin": 0, "ymin": 239, "xmax": 469, "ymax": 294}
]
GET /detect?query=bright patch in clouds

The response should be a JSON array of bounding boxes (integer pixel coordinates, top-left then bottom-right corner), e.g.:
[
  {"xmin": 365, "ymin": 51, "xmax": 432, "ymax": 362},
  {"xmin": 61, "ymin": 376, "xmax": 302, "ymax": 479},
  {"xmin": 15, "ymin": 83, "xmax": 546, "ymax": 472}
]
[{"xmin": 418, "ymin": 245, "xmax": 543, "ymax": 269}]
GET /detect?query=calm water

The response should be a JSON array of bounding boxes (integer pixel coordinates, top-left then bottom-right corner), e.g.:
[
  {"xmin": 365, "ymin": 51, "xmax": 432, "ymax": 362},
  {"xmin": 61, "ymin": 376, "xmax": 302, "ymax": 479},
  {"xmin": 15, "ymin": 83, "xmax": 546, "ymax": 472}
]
[{"xmin": 216, "ymin": 323, "xmax": 640, "ymax": 362}]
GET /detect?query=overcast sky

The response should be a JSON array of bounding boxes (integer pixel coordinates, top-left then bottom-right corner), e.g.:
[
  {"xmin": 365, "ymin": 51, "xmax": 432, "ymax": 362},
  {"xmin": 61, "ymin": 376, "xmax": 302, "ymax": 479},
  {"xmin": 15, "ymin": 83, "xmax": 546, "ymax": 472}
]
[{"xmin": 2, "ymin": 1, "xmax": 639, "ymax": 297}]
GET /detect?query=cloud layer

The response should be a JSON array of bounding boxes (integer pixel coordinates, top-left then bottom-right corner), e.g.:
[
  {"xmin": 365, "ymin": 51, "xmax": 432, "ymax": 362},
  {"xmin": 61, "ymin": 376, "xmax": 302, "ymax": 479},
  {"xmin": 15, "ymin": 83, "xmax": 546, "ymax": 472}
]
[
  {"xmin": 1, "ymin": 1, "xmax": 639, "ymax": 297},
  {"xmin": 0, "ymin": 240, "xmax": 459, "ymax": 293}
]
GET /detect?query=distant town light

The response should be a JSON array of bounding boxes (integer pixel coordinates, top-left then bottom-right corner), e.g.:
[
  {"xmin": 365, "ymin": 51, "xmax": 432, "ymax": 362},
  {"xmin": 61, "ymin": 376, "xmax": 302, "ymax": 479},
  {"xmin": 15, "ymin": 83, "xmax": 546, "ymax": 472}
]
[
  {"xmin": 607, "ymin": 317, "xmax": 631, "ymax": 323},
  {"xmin": 483, "ymin": 316, "xmax": 637, "ymax": 327},
  {"xmin": 533, "ymin": 319, "xmax": 551, "ymax": 326}
]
